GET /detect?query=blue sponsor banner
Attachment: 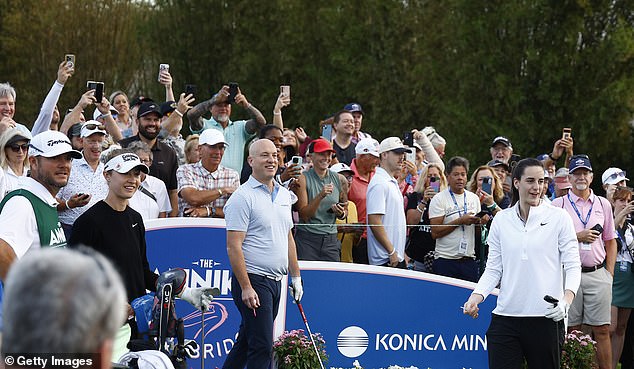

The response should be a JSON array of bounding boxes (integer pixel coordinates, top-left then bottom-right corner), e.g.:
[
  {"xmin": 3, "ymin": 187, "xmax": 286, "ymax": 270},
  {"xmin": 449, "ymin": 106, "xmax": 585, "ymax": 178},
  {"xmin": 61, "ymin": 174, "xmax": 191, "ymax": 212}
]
[
  {"xmin": 145, "ymin": 219, "xmax": 497, "ymax": 369},
  {"xmin": 145, "ymin": 218, "xmax": 238, "ymax": 369}
]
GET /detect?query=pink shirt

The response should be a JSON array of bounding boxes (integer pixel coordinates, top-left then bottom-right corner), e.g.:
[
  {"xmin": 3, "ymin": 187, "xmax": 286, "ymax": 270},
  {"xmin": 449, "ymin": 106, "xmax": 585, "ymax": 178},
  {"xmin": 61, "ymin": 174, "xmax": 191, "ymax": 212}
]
[{"xmin": 552, "ymin": 190, "xmax": 615, "ymax": 267}]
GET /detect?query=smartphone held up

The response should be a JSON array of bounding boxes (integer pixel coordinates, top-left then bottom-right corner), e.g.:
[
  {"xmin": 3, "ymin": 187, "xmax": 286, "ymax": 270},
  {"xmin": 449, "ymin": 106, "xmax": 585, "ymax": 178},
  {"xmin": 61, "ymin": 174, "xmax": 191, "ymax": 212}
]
[
  {"xmin": 158, "ymin": 63, "xmax": 169, "ymax": 82},
  {"xmin": 86, "ymin": 81, "xmax": 105, "ymax": 103}
]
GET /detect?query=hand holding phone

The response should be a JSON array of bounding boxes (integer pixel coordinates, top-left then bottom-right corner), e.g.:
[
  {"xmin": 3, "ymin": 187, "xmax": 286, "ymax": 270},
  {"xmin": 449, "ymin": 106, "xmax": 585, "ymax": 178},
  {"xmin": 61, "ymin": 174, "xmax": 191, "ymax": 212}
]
[
  {"xmin": 158, "ymin": 63, "xmax": 169, "ymax": 83},
  {"xmin": 185, "ymin": 84, "xmax": 197, "ymax": 98},
  {"xmin": 227, "ymin": 82, "xmax": 239, "ymax": 104},
  {"xmin": 86, "ymin": 81, "xmax": 105, "ymax": 103},
  {"xmin": 562, "ymin": 127, "xmax": 571, "ymax": 140},
  {"xmin": 321, "ymin": 123, "xmax": 333, "ymax": 142},
  {"xmin": 481, "ymin": 176, "xmax": 493, "ymax": 195},
  {"xmin": 280, "ymin": 85, "xmax": 290, "ymax": 98},
  {"xmin": 430, "ymin": 177, "xmax": 440, "ymax": 193},
  {"xmin": 65, "ymin": 54, "xmax": 75, "ymax": 68}
]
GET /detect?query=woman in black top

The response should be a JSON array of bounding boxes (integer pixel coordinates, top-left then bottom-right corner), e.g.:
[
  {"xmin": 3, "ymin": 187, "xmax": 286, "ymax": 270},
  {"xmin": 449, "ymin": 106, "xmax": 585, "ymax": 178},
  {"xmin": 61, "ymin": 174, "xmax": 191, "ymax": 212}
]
[{"xmin": 405, "ymin": 163, "xmax": 447, "ymax": 272}]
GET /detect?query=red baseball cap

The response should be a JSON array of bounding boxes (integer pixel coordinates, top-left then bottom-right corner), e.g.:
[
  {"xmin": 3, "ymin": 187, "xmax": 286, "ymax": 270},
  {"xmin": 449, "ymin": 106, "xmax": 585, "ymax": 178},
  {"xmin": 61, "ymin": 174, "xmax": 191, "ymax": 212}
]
[{"xmin": 311, "ymin": 139, "xmax": 335, "ymax": 154}]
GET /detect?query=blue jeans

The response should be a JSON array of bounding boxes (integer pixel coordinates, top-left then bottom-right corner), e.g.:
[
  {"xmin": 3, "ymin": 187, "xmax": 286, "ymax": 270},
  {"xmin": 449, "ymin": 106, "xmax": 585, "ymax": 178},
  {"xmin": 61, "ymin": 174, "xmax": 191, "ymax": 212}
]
[{"xmin": 223, "ymin": 273, "xmax": 281, "ymax": 369}]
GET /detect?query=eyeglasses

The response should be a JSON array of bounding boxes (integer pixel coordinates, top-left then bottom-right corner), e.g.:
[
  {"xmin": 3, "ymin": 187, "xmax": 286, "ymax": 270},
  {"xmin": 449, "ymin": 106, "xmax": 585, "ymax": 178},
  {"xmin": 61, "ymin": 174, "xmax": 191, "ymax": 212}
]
[
  {"xmin": 83, "ymin": 123, "xmax": 105, "ymax": 131},
  {"xmin": 606, "ymin": 171, "xmax": 627, "ymax": 182},
  {"xmin": 8, "ymin": 143, "xmax": 29, "ymax": 152}
]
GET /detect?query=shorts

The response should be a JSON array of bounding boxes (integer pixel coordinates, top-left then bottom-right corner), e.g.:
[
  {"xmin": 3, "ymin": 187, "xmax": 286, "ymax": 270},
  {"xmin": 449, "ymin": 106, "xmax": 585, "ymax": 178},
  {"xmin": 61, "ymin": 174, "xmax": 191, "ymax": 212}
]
[
  {"xmin": 568, "ymin": 267, "xmax": 612, "ymax": 326},
  {"xmin": 612, "ymin": 261, "xmax": 634, "ymax": 308}
]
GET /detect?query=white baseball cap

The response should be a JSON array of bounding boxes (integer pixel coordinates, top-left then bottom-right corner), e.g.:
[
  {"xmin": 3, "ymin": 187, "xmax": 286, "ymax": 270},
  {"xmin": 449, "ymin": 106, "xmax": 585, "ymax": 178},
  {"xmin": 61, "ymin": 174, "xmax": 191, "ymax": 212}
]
[
  {"xmin": 354, "ymin": 138, "xmax": 379, "ymax": 157},
  {"xmin": 330, "ymin": 163, "xmax": 354, "ymax": 174},
  {"xmin": 104, "ymin": 153, "xmax": 149, "ymax": 174},
  {"xmin": 602, "ymin": 167, "xmax": 629, "ymax": 185},
  {"xmin": 28, "ymin": 131, "xmax": 82, "ymax": 159},
  {"xmin": 378, "ymin": 137, "xmax": 412, "ymax": 154},
  {"xmin": 199, "ymin": 129, "xmax": 228, "ymax": 147},
  {"xmin": 80, "ymin": 120, "xmax": 107, "ymax": 138}
]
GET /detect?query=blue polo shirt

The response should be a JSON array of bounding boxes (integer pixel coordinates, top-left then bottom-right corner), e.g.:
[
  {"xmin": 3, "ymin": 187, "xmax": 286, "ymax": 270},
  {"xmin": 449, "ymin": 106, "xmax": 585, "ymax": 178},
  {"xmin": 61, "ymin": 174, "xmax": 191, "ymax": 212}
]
[
  {"xmin": 224, "ymin": 176, "xmax": 294, "ymax": 279},
  {"xmin": 191, "ymin": 118, "xmax": 254, "ymax": 173}
]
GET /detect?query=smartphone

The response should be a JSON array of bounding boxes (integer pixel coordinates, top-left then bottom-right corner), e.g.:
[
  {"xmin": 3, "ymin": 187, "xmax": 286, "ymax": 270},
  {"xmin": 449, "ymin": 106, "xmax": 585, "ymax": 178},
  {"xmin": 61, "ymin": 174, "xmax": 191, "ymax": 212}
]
[
  {"xmin": 475, "ymin": 210, "xmax": 488, "ymax": 218},
  {"xmin": 406, "ymin": 149, "xmax": 416, "ymax": 164},
  {"xmin": 291, "ymin": 155, "xmax": 303, "ymax": 167},
  {"xmin": 321, "ymin": 123, "xmax": 333, "ymax": 142},
  {"xmin": 86, "ymin": 81, "xmax": 104, "ymax": 103},
  {"xmin": 227, "ymin": 82, "xmax": 239, "ymax": 104},
  {"xmin": 482, "ymin": 176, "xmax": 493, "ymax": 195},
  {"xmin": 590, "ymin": 224, "xmax": 603, "ymax": 234},
  {"xmin": 430, "ymin": 177, "xmax": 440, "ymax": 193},
  {"xmin": 403, "ymin": 131, "xmax": 414, "ymax": 147},
  {"xmin": 280, "ymin": 85, "xmax": 291, "ymax": 98},
  {"xmin": 185, "ymin": 84, "xmax": 197, "ymax": 98},
  {"xmin": 65, "ymin": 54, "xmax": 75, "ymax": 68},
  {"xmin": 158, "ymin": 63, "xmax": 169, "ymax": 82},
  {"xmin": 562, "ymin": 127, "xmax": 571, "ymax": 140},
  {"xmin": 544, "ymin": 295, "xmax": 559, "ymax": 305}
]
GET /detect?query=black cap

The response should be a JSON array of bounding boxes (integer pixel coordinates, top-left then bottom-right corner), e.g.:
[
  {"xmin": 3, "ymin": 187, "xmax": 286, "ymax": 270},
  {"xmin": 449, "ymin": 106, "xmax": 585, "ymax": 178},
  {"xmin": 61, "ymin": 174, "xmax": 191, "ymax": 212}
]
[
  {"xmin": 487, "ymin": 159, "xmax": 510, "ymax": 172},
  {"xmin": 137, "ymin": 102, "xmax": 163, "ymax": 119},
  {"xmin": 160, "ymin": 101, "xmax": 177, "ymax": 116},
  {"xmin": 491, "ymin": 136, "xmax": 512, "ymax": 149},
  {"xmin": 67, "ymin": 122, "xmax": 83, "ymax": 138},
  {"xmin": 130, "ymin": 96, "xmax": 154, "ymax": 108}
]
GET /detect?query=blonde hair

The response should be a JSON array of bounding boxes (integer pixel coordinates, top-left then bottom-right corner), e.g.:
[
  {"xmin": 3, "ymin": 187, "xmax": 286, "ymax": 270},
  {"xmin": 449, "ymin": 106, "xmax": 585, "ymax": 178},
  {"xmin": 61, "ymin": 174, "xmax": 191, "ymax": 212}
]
[
  {"xmin": 468, "ymin": 165, "xmax": 504, "ymax": 204},
  {"xmin": 413, "ymin": 163, "xmax": 447, "ymax": 193},
  {"xmin": 0, "ymin": 128, "xmax": 30, "ymax": 171}
]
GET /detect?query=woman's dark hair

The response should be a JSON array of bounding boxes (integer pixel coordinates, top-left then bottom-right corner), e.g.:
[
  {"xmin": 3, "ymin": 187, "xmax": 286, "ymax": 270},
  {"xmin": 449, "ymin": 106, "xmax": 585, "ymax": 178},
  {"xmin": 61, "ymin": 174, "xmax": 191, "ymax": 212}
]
[{"xmin": 510, "ymin": 158, "xmax": 544, "ymax": 206}]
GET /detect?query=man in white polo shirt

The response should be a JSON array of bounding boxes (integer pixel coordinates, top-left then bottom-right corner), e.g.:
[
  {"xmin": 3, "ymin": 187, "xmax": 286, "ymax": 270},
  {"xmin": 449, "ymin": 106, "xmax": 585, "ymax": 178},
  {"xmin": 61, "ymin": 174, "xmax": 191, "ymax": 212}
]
[{"xmin": 367, "ymin": 137, "xmax": 411, "ymax": 267}]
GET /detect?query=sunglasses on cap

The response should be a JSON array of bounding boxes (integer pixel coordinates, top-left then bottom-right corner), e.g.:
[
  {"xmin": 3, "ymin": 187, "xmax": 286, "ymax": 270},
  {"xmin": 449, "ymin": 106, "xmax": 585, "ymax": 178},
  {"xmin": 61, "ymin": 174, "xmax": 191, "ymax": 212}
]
[
  {"xmin": 606, "ymin": 171, "xmax": 627, "ymax": 182},
  {"xmin": 84, "ymin": 123, "xmax": 105, "ymax": 131},
  {"xmin": 8, "ymin": 143, "xmax": 29, "ymax": 153}
]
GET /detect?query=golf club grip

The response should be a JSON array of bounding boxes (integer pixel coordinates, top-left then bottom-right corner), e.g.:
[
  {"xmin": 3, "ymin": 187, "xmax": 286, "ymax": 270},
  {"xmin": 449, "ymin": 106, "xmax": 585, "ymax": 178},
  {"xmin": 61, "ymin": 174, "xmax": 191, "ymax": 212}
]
[{"xmin": 297, "ymin": 302, "xmax": 308, "ymax": 323}]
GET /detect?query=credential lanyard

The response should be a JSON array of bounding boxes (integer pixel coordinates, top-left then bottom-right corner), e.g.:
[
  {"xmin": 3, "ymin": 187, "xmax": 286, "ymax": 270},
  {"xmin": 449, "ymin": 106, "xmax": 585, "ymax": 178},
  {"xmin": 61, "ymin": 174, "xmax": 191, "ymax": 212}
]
[
  {"xmin": 567, "ymin": 193, "xmax": 593, "ymax": 228},
  {"xmin": 449, "ymin": 189, "xmax": 467, "ymax": 233}
]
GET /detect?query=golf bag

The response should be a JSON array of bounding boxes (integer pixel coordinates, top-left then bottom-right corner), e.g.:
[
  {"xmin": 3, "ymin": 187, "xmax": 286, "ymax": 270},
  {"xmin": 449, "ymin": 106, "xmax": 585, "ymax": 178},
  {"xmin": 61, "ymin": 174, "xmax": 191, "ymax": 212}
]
[{"xmin": 127, "ymin": 268, "xmax": 198, "ymax": 369}]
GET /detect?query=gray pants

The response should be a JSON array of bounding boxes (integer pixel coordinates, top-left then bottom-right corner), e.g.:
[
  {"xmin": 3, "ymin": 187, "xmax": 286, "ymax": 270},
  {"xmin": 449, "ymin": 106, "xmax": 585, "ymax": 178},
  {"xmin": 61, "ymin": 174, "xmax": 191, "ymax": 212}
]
[{"xmin": 294, "ymin": 228, "xmax": 341, "ymax": 262}]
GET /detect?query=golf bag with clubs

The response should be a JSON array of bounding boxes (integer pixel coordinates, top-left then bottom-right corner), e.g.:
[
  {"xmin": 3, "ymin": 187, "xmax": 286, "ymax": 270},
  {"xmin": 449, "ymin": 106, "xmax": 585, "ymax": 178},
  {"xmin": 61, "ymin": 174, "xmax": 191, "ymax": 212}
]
[{"xmin": 127, "ymin": 268, "xmax": 198, "ymax": 369}]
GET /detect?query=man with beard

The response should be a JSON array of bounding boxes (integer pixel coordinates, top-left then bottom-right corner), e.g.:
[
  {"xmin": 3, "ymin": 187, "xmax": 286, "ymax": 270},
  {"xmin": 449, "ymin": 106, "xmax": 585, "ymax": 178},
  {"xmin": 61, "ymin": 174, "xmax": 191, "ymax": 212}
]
[
  {"xmin": 187, "ymin": 85, "xmax": 267, "ymax": 174},
  {"xmin": 430, "ymin": 156, "xmax": 486, "ymax": 282},
  {"xmin": 120, "ymin": 101, "xmax": 179, "ymax": 216},
  {"xmin": 0, "ymin": 130, "xmax": 82, "ymax": 328}
]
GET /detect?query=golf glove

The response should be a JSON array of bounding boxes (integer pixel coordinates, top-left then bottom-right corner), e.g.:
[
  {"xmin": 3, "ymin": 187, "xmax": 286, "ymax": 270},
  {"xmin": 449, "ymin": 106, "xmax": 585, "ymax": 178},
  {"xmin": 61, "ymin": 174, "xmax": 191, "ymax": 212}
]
[
  {"xmin": 545, "ymin": 301, "xmax": 568, "ymax": 322},
  {"xmin": 290, "ymin": 276, "xmax": 303, "ymax": 302},
  {"xmin": 180, "ymin": 286, "xmax": 215, "ymax": 311}
]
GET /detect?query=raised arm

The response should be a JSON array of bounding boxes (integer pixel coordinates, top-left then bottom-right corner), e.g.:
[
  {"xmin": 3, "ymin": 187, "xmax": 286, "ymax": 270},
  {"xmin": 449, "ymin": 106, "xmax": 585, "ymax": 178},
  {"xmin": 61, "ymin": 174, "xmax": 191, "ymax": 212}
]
[
  {"xmin": 32, "ymin": 60, "xmax": 73, "ymax": 135},
  {"xmin": 235, "ymin": 88, "xmax": 266, "ymax": 134}
]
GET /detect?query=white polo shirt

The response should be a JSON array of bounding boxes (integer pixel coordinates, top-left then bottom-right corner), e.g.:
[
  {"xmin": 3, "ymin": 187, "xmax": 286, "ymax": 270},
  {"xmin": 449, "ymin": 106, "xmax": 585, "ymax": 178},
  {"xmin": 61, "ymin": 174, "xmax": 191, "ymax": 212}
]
[
  {"xmin": 129, "ymin": 174, "xmax": 171, "ymax": 220},
  {"xmin": 474, "ymin": 202, "xmax": 581, "ymax": 316},
  {"xmin": 224, "ymin": 176, "xmax": 294, "ymax": 279},
  {"xmin": 366, "ymin": 166, "xmax": 406, "ymax": 265},
  {"xmin": 429, "ymin": 188, "xmax": 481, "ymax": 259}
]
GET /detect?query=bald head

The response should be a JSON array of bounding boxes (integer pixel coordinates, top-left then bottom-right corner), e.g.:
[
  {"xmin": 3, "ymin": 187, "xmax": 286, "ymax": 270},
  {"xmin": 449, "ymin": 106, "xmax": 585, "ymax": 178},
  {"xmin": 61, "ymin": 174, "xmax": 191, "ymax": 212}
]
[
  {"xmin": 248, "ymin": 139, "xmax": 278, "ymax": 183},
  {"xmin": 249, "ymin": 138, "xmax": 276, "ymax": 157}
]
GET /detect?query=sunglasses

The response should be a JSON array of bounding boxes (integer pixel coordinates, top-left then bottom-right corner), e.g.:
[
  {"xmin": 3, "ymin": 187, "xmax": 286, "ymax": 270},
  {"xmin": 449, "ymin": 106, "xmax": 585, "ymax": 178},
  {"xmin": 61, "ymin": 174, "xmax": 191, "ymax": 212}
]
[
  {"xmin": 84, "ymin": 123, "xmax": 105, "ymax": 131},
  {"xmin": 607, "ymin": 171, "xmax": 627, "ymax": 182},
  {"xmin": 9, "ymin": 143, "xmax": 29, "ymax": 153}
]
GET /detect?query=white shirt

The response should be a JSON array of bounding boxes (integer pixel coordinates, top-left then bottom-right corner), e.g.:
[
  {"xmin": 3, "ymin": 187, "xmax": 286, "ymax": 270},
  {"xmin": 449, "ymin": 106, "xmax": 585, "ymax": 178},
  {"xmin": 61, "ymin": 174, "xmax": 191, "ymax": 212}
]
[
  {"xmin": 129, "ymin": 174, "xmax": 171, "ymax": 220},
  {"xmin": 366, "ymin": 166, "xmax": 407, "ymax": 265},
  {"xmin": 57, "ymin": 157, "xmax": 108, "ymax": 225},
  {"xmin": 4, "ymin": 166, "xmax": 27, "ymax": 195},
  {"xmin": 617, "ymin": 224, "xmax": 634, "ymax": 264},
  {"xmin": 429, "ymin": 188, "xmax": 481, "ymax": 259},
  {"xmin": 0, "ymin": 177, "xmax": 59, "ymax": 257},
  {"xmin": 473, "ymin": 202, "xmax": 581, "ymax": 316}
]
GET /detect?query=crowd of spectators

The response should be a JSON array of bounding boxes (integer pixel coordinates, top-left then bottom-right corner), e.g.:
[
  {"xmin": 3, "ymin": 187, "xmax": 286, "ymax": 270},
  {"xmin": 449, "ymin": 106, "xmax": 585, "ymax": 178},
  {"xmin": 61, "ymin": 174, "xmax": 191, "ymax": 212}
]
[{"xmin": 0, "ymin": 58, "xmax": 633, "ymax": 368}]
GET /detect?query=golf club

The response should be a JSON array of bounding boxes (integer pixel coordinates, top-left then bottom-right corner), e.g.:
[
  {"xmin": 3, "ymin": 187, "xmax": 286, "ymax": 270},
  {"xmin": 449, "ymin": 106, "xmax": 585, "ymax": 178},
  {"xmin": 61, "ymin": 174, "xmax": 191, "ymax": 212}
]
[
  {"xmin": 292, "ymin": 290, "xmax": 325, "ymax": 369},
  {"xmin": 201, "ymin": 305, "xmax": 205, "ymax": 369}
]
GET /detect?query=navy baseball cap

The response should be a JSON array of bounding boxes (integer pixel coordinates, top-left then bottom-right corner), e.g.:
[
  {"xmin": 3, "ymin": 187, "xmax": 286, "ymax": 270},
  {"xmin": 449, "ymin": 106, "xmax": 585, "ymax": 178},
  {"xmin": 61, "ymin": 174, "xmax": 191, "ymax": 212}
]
[
  {"xmin": 569, "ymin": 154, "xmax": 592, "ymax": 173},
  {"xmin": 343, "ymin": 102, "xmax": 363, "ymax": 114}
]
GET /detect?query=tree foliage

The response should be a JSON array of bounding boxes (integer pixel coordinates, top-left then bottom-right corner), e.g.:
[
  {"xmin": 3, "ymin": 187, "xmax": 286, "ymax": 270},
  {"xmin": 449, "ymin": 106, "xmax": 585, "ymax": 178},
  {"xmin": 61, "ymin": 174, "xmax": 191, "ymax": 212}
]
[{"xmin": 0, "ymin": 0, "xmax": 633, "ymax": 172}]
